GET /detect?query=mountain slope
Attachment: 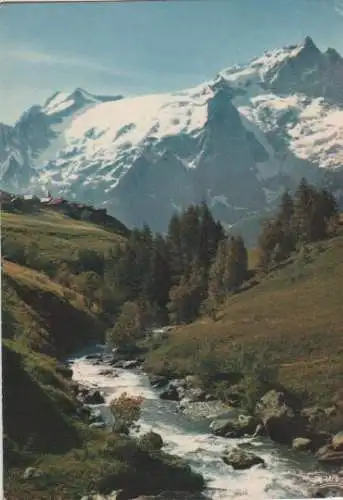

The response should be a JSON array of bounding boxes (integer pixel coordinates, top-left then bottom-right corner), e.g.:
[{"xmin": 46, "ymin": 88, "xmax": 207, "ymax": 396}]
[
  {"xmin": 1, "ymin": 37, "xmax": 343, "ymax": 242},
  {"xmin": 145, "ymin": 222, "xmax": 343, "ymax": 406},
  {"xmin": 1, "ymin": 208, "xmax": 128, "ymax": 354}
]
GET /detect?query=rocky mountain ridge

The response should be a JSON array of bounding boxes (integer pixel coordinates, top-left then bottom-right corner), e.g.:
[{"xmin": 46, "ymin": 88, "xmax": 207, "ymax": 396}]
[{"xmin": 1, "ymin": 36, "xmax": 342, "ymax": 242}]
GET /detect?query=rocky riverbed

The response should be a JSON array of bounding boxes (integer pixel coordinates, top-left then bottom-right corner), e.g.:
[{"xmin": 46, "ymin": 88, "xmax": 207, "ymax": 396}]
[{"xmin": 67, "ymin": 345, "xmax": 343, "ymax": 499}]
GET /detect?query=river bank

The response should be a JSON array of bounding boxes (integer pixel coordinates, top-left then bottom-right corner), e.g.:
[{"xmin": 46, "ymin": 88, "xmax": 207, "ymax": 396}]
[{"xmin": 68, "ymin": 345, "xmax": 343, "ymax": 499}]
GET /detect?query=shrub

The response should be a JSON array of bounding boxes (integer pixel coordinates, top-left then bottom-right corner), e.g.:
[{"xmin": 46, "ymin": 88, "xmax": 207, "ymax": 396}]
[
  {"xmin": 138, "ymin": 431, "xmax": 163, "ymax": 452},
  {"xmin": 110, "ymin": 392, "xmax": 144, "ymax": 434},
  {"xmin": 106, "ymin": 301, "xmax": 145, "ymax": 349}
]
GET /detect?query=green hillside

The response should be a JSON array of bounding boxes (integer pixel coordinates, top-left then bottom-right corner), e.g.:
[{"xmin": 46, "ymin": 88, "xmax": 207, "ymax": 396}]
[
  {"xmin": 2, "ymin": 209, "xmax": 126, "ymax": 272},
  {"xmin": 145, "ymin": 224, "xmax": 343, "ymax": 406},
  {"xmin": 2, "ymin": 208, "xmax": 203, "ymax": 499}
]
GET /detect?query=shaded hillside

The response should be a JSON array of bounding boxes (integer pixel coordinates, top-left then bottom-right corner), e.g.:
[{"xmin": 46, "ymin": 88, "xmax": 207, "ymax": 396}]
[
  {"xmin": 2, "ymin": 261, "xmax": 104, "ymax": 356},
  {"xmin": 3, "ymin": 341, "xmax": 80, "ymax": 460},
  {"xmin": 1, "ymin": 208, "xmax": 130, "ymax": 355}
]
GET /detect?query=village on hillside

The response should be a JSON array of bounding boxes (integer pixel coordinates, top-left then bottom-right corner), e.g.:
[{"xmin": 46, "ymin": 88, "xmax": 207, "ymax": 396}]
[{"xmin": 0, "ymin": 189, "xmax": 128, "ymax": 234}]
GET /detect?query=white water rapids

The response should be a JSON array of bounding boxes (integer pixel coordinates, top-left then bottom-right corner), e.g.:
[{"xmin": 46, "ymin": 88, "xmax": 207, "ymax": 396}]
[{"xmin": 68, "ymin": 346, "xmax": 339, "ymax": 500}]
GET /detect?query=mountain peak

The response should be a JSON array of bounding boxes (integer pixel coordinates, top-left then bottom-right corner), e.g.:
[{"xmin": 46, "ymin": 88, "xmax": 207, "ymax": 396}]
[
  {"xmin": 42, "ymin": 88, "xmax": 99, "ymax": 116},
  {"xmin": 325, "ymin": 47, "xmax": 343, "ymax": 63},
  {"xmin": 303, "ymin": 36, "xmax": 317, "ymax": 50}
]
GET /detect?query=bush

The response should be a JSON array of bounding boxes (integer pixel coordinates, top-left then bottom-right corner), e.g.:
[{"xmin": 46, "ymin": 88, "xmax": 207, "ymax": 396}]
[
  {"xmin": 138, "ymin": 431, "xmax": 163, "ymax": 452},
  {"xmin": 107, "ymin": 301, "xmax": 145, "ymax": 349},
  {"xmin": 75, "ymin": 249, "xmax": 105, "ymax": 276},
  {"xmin": 110, "ymin": 392, "xmax": 144, "ymax": 434},
  {"xmin": 2, "ymin": 238, "xmax": 27, "ymax": 265}
]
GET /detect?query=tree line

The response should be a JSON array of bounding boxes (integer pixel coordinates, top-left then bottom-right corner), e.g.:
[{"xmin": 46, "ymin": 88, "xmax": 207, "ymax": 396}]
[
  {"xmin": 2, "ymin": 178, "xmax": 339, "ymax": 348},
  {"xmin": 257, "ymin": 178, "xmax": 339, "ymax": 270}
]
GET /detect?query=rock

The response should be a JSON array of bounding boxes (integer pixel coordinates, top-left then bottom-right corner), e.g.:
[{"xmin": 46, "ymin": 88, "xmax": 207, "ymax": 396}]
[
  {"xmin": 89, "ymin": 409, "xmax": 103, "ymax": 423},
  {"xmin": 316, "ymin": 444, "xmax": 343, "ymax": 465},
  {"xmin": 89, "ymin": 422, "xmax": 106, "ymax": 429},
  {"xmin": 179, "ymin": 400, "xmax": 232, "ymax": 420},
  {"xmin": 252, "ymin": 423, "xmax": 265, "ymax": 437},
  {"xmin": 255, "ymin": 390, "xmax": 308, "ymax": 445},
  {"xmin": 148, "ymin": 374, "xmax": 169, "ymax": 389},
  {"xmin": 222, "ymin": 447, "xmax": 265, "ymax": 470},
  {"xmin": 122, "ymin": 360, "xmax": 140, "ymax": 369},
  {"xmin": 186, "ymin": 387, "xmax": 207, "ymax": 402},
  {"xmin": 292, "ymin": 437, "xmax": 312, "ymax": 451},
  {"xmin": 23, "ymin": 467, "xmax": 37, "ymax": 479},
  {"xmin": 310, "ymin": 483, "xmax": 343, "ymax": 498},
  {"xmin": 159, "ymin": 380, "xmax": 186, "ymax": 401},
  {"xmin": 77, "ymin": 406, "xmax": 92, "ymax": 420},
  {"xmin": 184, "ymin": 375, "xmax": 200, "ymax": 386},
  {"xmin": 160, "ymin": 384, "xmax": 180, "ymax": 401},
  {"xmin": 80, "ymin": 491, "xmax": 125, "ymax": 500},
  {"xmin": 332, "ymin": 431, "xmax": 343, "ymax": 451},
  {"xmin": 82, "ymin": 390, "xmax": 105, "ymax": 405},
  {"xmin": 301, "ymin": 406, "xmax": 327, "ymax": 427},
  {"xmin": 325, "ymin": 406, "xmax": 338, "ymax": 417},
  {"xmin": 311, "ymin": 431, "xmax": 332, "ymax": 450},
  {"xmin": 56, "ymin": 363, "xmax": 73, "ymax": 379},
  {"xmin": 99, "ymin": 369, "xmax": 118, "ymax": 377},
  {"xmin": 210, "ymin": 409, "xmax": 259, "ymax": 438},
  {"xmin": 85, "ymin": 354, "xmax": 102, "ymax": 360},
  {"xmin": 204, "ymin": 393, "xmax": 216, "ymax": 402}
]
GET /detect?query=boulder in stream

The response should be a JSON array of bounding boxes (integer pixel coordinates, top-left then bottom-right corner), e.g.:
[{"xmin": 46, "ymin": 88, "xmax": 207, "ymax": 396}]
[
  {"xmin": 255, "ymin": 390, "xmax": 308, "ymax": 445},
  {"xmin": 81, "ymin": 389, "xmax": 105, "ymax": 405},
  {"xmin": 160, "ymin": 380, "xmax": 186, "ymax": 401},
  {"xmin": 80, "ymin": 491, "xmax": 125, "ymax": 500},
  {"xmin": 99, "ymin": 368, "xmax": 118, "ymax": 377},
  {"xmin": 316, "ymin": 442, "xmax": 343, "ymax": 465},
  {"xmin": 222, "ymin": 447, "xmax": 265, "ymax": 470},
  {"xmin": 148, "ymin": 374, "xmax": 169, "ymax": 389},
  {"xmin": 292, "ymin": 437, "xmax": 312, "ymax": 451},
  {"xmin": 310, "ymin": 483, "xmax": 343, "ymax": 498},
  {"xmin": 210, "ymin": 409, "xmax": 259, "ymax": 438},
  {"xmin": 332, "ymin": 431, "xmax": 343, "ymax": 451}
]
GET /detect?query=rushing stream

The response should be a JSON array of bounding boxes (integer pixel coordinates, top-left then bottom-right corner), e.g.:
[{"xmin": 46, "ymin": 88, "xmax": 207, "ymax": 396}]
[{"xmin": 68, "ymin": 345, "xmax": 339, "ymax": 500}]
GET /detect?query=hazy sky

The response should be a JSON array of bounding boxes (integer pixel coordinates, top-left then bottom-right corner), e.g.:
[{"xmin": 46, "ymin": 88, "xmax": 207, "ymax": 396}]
[{"xmin": 1, "ymin": 0, "xmax": 343, "ymax": 124}]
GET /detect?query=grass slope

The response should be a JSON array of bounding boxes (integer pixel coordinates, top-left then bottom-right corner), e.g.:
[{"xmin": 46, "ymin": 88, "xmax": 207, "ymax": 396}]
[
  {"xmin": 2, "ymin": 260, "xmax": 104, "ymax": 356},
  {"xmin": 146, "ymin": 229, "xmax": 343, "ymax": 406},
  {"xmin": 1, "ymin": 208, "xmax": 128, "ymax": 354},
  {"xmin": 2, "ymin": 209, "xmax": 125, "ymax": 269},
  {"xmin": 2, "ymin": 209, "xmax": 204, "ymax": 499}
]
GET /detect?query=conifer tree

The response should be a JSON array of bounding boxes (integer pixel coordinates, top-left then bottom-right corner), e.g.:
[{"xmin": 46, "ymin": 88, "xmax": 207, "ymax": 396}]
[
  {"xmin": 198, "ymin": 201, "xmax": 225, "ymax": 270},
  {"xmin": 167, "ymin": 212, "xmax": 184, "ymax": 283},
  {"xmin": 168, "ymin": 262, "xmax": 207, "ymax": 324},
  {"xmin": 206, "ymin": 235, "xmax": 248, "ymax": 311}
]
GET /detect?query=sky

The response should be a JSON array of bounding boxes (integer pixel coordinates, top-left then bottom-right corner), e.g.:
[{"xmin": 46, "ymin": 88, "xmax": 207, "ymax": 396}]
[{"xmin": 1, "ymin": 0, "xmax": 343, "ymax": 125}]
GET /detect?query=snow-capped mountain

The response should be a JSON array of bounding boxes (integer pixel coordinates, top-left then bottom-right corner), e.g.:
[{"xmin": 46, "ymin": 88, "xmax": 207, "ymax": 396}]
[{"xmin": 1, "ymin": 37, "xmax": 343, "ymax": 242}]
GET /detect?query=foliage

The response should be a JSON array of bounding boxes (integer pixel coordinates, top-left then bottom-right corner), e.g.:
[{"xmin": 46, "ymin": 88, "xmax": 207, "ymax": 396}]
[
  {"xmin": 75, "ymin": 249, "xmax": 105, "ymax": 276},
  {"xmin": 106, "ymin": 301, "xmax": 146, "ymax": 348},
  {"xmin": 168, "ymin": 264, "xmax": 207, "ymax": 324},
  {"xmin": 110, "ymin": 392, "xmax": 144, "ymax": 434},
  {"xmin": 145, "ymin": 222, "xmax": 343, "ymax": 407},
  {"xmin": 206, "ymin": 235, "xmax": 248, "ymax": 310},
  {"xmin": 258, "ymin": 179, "xmax": 339, "ymax": 270},
  {"xmin": 138, "ymin": 431, "xmax": 164, "ymax": 452}
]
